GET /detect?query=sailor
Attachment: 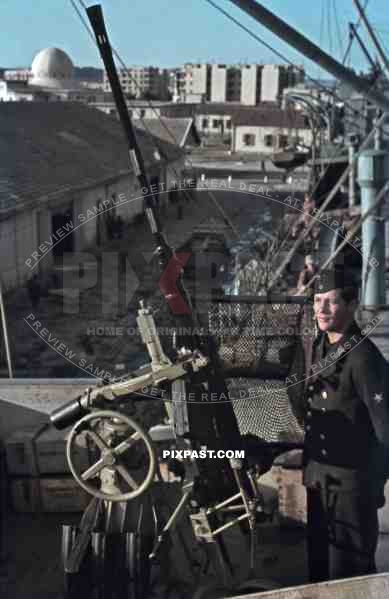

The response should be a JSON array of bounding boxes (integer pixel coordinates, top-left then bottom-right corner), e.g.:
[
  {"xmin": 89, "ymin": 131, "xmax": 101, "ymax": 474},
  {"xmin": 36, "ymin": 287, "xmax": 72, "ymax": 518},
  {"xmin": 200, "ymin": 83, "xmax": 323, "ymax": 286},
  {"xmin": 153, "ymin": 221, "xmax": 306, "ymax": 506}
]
[
  {"xmin": 27, "ymin": 274, "xmax": 41, "ymax": 309},
  {"xmin": 291, "ymin": 192, "xmax": 320, "ymax": 255},
  {"xmin": 295, "ymin": 254, "xmax": 317, "ymax": 296},
  {"xmin": 301, "ymin": 267, "xmax": 389, "ymax": 582}
]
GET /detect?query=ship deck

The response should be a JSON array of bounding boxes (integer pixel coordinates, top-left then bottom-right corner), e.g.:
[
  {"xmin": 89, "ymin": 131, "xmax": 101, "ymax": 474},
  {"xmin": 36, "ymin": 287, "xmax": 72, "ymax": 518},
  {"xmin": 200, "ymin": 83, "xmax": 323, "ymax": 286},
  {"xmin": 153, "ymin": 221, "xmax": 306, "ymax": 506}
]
[{"xmin": 2, "ymin": 509, "xmax": 389, "ymax": 599}]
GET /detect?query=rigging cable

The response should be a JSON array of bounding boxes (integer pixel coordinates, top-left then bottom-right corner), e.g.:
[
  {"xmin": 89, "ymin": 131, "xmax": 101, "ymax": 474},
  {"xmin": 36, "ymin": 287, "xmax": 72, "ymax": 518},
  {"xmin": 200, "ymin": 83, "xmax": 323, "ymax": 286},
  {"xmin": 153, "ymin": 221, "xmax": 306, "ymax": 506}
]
[
  {"xmin": 70, "ymin": 0, "xmax": 384, "ymax": 302},
  {"xmin": 202, "ymin": 0, "xmax": 383, "ymax": 212},
  {"xmin": 69, "ymin": 0, "xmax": 240, "ymax": 364},
  {"xmin": 203, "ymin": 0, "xmax": 376, "ymax": 123},
  {"xmin": 342, "ymin": 0, "xmax": 370, "ymax": 65},
  {"xmin": 71, "ymin": 0, "xmax": 240, "ymax": 238},
  {"xmin": 317, "ymin": 0, "xmax": 326, "ymax": 80},
  {"xmin": 202, "ymin": 1, "xmax": 385, "ymax": 232},
  {"xmin": 332, "ymin": 0, "xmax": 345, "ymax": 59},
  {"xmin": 200, "ymin": 0, "xmax": 385, "ymax": 277},
  {"xmin": 302, "ymin": 180, "xmax": 389, "ymax": 294},
  {"xmin": 327, "ymin": 0, "xmax": 333, "ymax": 59},
  {"xmin": 73, "ymin": 0, "xmax": 378, "ymax": 241}
]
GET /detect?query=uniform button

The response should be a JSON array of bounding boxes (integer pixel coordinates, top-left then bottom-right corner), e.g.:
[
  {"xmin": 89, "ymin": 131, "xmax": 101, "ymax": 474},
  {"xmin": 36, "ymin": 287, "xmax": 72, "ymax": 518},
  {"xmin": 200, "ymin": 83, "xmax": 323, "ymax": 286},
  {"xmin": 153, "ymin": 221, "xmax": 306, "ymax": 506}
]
[
  {"xmin": 320, "ymin": 433, "xmax": 325, "ymax": 440},
  {"xmin": 321, "ymin": 407, "xmax": 326, "ymax": 412},
  {"xmin": 321, "ymin": 449, "xmax": 327, "ymax": 457},
  {"xmin": 307, "ymin": 411, "xmax": 312, "ymax": 418},
  {"xmin": 308, "ymin": 385, "xmax": 314, "ymax": 391},
  {"xmin": 307, "ymin": 397, "xmax": 313, "ymax": 404},
  {"xmin": 306, "ymin": 425, "xmax": 311, "ymax": 431},
  {"xmin": 321, "ymin": 391, "xmax": 328, "ymax": 399}
]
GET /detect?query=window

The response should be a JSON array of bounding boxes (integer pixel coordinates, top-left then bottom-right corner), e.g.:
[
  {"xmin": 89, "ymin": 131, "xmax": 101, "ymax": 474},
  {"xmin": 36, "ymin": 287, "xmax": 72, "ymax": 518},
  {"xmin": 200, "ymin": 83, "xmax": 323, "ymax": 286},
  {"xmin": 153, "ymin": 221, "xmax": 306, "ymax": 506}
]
[
  {"xmin": 140, "ymin": 109, "xmax": 146, "ymax": 117},
  {"xmin": 202, "ymin": 118, "xmax": 209, "ymax": 129},
  {"xmin": 226, "ymin": 120, "xmax": 231, "ymax": 130},
  {"xmin": 243, "ymin": 133, "xmax": 255, "ymax": 146},
  {"xmin": 264, "ymin": 134, "xmax": 274, "ymax": 147},
  {"xmin": 278, "ymin": 134, "xmax": 289, "ymax": 148}
]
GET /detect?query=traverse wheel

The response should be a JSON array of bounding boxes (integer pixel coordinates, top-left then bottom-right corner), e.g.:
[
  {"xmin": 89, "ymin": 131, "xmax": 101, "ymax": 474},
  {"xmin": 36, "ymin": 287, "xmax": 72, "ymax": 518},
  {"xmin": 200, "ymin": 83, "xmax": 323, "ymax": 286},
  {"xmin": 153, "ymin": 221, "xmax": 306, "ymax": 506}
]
[{"xmin": 66, "ymin": 410, "xmax": 157, "ymax": 502}]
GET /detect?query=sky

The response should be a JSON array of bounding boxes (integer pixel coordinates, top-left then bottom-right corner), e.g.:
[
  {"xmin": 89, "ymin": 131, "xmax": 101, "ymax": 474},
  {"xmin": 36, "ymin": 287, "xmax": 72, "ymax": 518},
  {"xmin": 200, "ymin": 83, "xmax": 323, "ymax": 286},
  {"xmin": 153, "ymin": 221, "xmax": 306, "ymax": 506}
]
[{"xmin": 2, "ymin": 0, "xmax": 389, "ymax": 78}]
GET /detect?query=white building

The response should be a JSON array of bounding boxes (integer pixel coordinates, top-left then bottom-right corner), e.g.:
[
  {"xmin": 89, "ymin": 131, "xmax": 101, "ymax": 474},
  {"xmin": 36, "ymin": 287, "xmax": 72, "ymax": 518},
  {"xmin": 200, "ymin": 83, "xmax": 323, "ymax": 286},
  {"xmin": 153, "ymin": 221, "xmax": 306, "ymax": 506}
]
[
  {"xmin": 210, "ymin": 65, "xmax": 228, "ymax": 103},
  {"xmin": 232, "ymin": 108, "xmax": 312, "ymax": 154},
  {"xmin": 0, "ymin": 81, "xmax": 38, "ymax": 102},
  {"xmin": 176, "ymin": 63, "xmax": 210, "ymax": 103},
  {"xmin": 103, "ymin": 66, "xmax": 170, "ymax": 100},
  {"xmin": 3, "ymin": 69, "xmax": 31, "ymax": 81},
  {"xmin": 261, "ymin": 65, "xmax": 304, "ymax": 103},
  {"xmin": 30, "ymin": 47, "xmax": 75, "ymax": 89},
  {"xmin": 174, "ymin": 62, "xmax": 304, "ymax": 105},
  {"xmin": 0, "ymin": 48, "xmax": 105, "ymax": 104},
  {"xmin": 241, "ymin": 65, "xmax": 261, "ymax": 106}
]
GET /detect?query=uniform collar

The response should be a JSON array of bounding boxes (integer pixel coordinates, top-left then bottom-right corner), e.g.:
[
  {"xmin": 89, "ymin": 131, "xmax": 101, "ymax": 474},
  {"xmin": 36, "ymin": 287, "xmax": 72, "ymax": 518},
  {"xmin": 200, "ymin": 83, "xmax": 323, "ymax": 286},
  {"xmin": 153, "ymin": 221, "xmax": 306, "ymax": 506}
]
[
  {"xmin": 317, "ymin": 320, "xmax": 360, "ymax": 357},
  {"xmin": 312, "ymin": 321, "xmax": 361, "ymax": 381}
]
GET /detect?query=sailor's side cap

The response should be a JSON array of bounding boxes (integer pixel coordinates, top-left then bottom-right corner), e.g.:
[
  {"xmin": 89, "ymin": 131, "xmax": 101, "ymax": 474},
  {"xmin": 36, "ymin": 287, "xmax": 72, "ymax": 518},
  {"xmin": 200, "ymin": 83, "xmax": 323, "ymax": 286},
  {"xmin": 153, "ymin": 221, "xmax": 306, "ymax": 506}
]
[{"xmin": 314, "ymin": 267, "xmax": 358, "ymax": 294}]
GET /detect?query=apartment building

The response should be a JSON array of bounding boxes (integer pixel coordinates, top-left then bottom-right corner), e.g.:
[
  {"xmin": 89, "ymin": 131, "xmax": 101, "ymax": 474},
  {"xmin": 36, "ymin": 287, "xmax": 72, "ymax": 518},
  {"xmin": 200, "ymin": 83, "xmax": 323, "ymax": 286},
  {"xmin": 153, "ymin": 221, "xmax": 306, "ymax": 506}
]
[
  {"xmin": 174, "ymin": 62, "xmax": 304, "ymax": 105},
  {"xmin": 3, "ymin": 69, "xmax": 31, "ymax": 82},
  {"xmin": 261, "ymin": 64, "xmax": 304, "ymax": 103},
  {"xmin": 175, "ymin": 63, "xmax": 211, "ymax": 103},
  {"xmin": 103, "ymin": 66, "xmax": 170, "ymax": 99}
]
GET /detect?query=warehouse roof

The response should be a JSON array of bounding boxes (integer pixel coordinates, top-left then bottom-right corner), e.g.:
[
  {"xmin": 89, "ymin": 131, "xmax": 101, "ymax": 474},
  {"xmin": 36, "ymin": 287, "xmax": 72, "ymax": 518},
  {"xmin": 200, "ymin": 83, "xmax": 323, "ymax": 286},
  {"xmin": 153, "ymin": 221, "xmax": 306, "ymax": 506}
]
[
  {"xmin": 232, "ymin": 108, "xmax": 308, "ymax": 128},
  {"xmin": 0, "ymin": 102, "xmax": 182, "ymax": 215},
  {"xmin": 134, "ymin": 117, "xmax": 200, "ymax": 148}
]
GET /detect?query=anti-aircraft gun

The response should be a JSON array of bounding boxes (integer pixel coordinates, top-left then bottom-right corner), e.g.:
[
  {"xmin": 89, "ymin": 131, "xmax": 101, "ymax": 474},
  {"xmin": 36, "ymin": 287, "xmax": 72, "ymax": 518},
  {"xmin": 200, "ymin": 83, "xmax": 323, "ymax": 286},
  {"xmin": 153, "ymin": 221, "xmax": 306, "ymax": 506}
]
[{"xmin": 49, "ymin": 5, "xmax": 310, "ymax": 597}]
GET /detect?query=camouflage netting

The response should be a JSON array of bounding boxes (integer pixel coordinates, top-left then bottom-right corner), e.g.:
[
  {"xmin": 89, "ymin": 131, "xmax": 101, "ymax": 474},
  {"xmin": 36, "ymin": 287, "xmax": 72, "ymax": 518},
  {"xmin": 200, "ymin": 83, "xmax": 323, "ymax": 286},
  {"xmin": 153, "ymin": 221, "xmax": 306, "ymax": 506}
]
[{"xmin": 197, "ymin": 297, "xmax": 312, "ymax": 443}]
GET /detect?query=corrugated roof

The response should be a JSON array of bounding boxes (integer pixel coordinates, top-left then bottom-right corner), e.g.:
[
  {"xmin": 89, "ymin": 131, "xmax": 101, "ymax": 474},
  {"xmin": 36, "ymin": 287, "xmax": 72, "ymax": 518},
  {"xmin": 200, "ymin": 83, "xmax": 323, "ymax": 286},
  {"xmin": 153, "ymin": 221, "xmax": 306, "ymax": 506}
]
[
  {"xmin": 0, "ymin": 102, "xmax": 181, "ymax": 214},
  {"xmin": 159, "ymin": 102, "xmax": 308, "ymax": 128},
  {"xmin": 232, "ymin": 108, "xmax": 308, "ymax": 128},
  {"xmin": 134, "ymin": 117, "xmax": 200, "ymax": 147},
  {"xmin": 160, "ymin": 101, "xmax": 279, "ymax": 118}
]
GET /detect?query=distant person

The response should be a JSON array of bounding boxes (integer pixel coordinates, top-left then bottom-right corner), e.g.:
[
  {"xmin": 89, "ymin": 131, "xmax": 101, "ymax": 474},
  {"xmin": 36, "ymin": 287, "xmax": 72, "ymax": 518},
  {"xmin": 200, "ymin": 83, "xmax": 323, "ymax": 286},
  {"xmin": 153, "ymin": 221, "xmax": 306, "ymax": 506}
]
[
  {"xmin": 169, "ymin": 182, "xmax": 178, "ymax": 206},
  {"xmin": 113, "ymin": 215, "xmax": 124, "ymax": 239},
  {"xmin": 27, "ymin": 274, "xmax": 41, "ymax": 309},
  {"xmin": 79, "ymin": 334, "xmax": 94, "ymax": 356},
  {"xmin": 292, "ymin": 193, "xmax": 319, "ymax": 255},
  {"xmin": 119, "ymin": 250, "xmax": 127, "ymax": 274},
  {"xmin": 295, "ymin": 254, "xmax": 317, "ymax": 295},
  {"xmin": 292, "ymin": 193, "xmax": 316, "ymax": 235}
]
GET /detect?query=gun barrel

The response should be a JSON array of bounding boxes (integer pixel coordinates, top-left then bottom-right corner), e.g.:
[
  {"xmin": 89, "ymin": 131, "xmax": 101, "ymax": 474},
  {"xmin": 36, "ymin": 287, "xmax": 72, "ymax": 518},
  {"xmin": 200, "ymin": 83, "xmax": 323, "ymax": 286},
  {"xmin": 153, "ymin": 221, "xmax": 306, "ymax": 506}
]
[{"xmin": 50, "ymin": 395, "xmax": 90, "ymax": 429}]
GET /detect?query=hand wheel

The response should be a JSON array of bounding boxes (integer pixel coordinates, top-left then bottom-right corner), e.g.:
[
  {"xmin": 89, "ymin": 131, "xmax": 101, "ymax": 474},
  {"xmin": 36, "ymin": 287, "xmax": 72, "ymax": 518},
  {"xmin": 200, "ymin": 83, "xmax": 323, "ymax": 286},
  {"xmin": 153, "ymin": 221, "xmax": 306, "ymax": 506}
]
[{"xmin": 66, "ymin": 410, "xmax": 156, "ymax": 502}]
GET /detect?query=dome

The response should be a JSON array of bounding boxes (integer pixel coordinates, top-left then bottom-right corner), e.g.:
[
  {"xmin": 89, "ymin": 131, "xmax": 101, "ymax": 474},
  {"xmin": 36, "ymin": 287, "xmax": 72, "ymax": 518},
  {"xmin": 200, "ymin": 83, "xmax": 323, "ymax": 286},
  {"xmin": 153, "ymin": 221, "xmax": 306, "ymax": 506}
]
[{"xmin": 30, "ymin": 48, "xmax": 75, "ymax": 89}]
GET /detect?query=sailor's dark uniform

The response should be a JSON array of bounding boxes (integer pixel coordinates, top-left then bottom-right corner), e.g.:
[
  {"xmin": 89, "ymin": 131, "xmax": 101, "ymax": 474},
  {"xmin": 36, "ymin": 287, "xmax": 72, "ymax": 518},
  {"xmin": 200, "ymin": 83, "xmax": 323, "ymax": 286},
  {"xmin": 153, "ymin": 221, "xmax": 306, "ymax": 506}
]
[{"xmin": 286, "ymin": 268, "xmax": 389, "ymax": 582}]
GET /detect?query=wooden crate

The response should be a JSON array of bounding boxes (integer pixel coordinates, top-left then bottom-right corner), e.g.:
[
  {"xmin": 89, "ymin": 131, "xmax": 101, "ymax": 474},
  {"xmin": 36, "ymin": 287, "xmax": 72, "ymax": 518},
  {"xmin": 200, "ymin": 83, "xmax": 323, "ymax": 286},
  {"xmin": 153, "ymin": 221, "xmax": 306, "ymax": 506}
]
[
  {"xmin": 5, "ymin": 425, "xmax": 89, "ymax": 476},
  {"xmin": 10, "ymin": 476, "xmax": 89, "ymax": 513},
  {"xmin": 4, "ymin": 425, "xmax": 46, "ymax": 475},
  {"xmin": 35, "ymin": 426, "xmax": 89, "ymax": 474}
]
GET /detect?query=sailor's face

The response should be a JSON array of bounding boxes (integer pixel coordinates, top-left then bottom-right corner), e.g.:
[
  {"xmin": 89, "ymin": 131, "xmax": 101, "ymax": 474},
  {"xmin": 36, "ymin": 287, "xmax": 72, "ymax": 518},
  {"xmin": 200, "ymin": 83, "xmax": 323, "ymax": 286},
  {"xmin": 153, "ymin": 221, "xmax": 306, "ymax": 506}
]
[{"xmin": 314, "ymin": 288, "xmax": 354, "ymax": 333}]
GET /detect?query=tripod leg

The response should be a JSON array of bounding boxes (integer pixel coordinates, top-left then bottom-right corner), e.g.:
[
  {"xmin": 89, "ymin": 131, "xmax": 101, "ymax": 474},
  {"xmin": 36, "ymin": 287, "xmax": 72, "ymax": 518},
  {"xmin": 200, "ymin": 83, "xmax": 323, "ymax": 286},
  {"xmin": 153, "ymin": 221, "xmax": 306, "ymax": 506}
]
[
  {"xmin": 125, "ymin": 532, "xmax": 154, "ymax": 599},
  {"xmin": 91, "ymin": 532, "xmax": 107, "ymax": 599},
  {"xmin": 62, "ymin": 525, "xmax": 92, "ymax": 599}
]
